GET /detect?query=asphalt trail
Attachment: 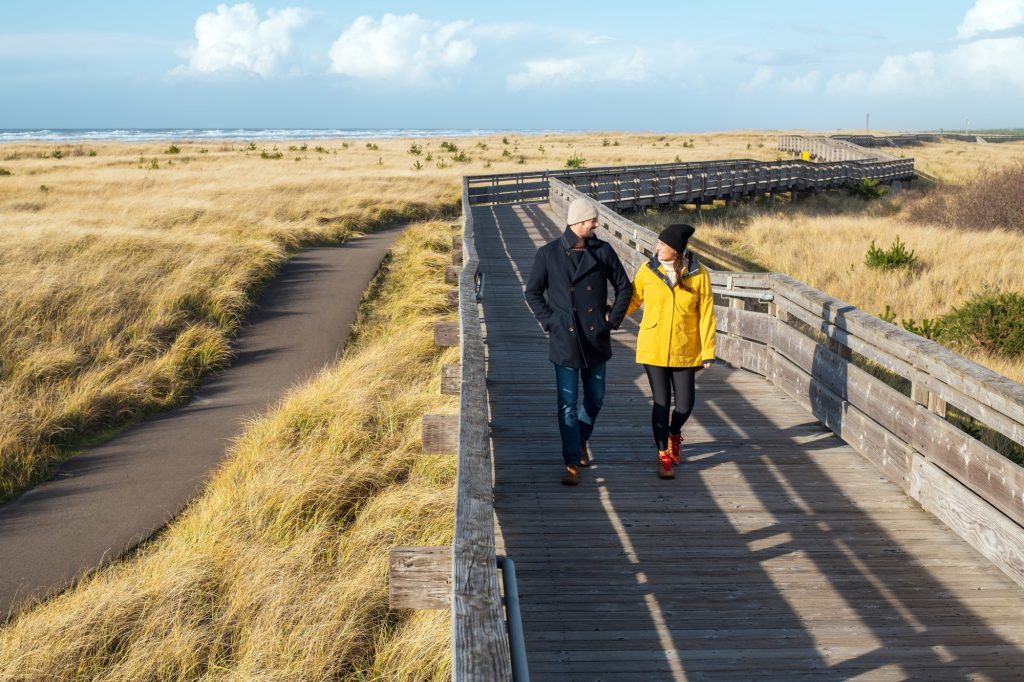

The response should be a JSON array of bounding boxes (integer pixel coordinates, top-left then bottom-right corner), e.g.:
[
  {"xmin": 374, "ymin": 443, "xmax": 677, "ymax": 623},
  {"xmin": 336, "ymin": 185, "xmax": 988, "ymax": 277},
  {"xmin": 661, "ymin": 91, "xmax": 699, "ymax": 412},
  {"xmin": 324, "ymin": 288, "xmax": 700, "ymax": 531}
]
[{"xmin": 0, "ymin": 226, "xmax": 405, "ymax": 617}]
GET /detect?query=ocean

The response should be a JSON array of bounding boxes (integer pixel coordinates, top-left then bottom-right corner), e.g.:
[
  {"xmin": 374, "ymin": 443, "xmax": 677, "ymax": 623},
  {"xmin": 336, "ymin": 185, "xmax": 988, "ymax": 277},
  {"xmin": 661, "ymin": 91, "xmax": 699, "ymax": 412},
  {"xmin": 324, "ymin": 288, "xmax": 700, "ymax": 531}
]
[{"xmin": 0, "ymin": 128, "xmax": 567, "ymax": 143}]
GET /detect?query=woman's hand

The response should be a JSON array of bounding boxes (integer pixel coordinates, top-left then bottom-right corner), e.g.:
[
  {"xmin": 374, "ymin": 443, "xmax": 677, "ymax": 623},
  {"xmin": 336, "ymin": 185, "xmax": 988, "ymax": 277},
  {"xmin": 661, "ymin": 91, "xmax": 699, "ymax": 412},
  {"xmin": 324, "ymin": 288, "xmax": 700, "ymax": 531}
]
[{"xmin": 702, "ymin": 359, "xmax": 714, "ymax": 369}]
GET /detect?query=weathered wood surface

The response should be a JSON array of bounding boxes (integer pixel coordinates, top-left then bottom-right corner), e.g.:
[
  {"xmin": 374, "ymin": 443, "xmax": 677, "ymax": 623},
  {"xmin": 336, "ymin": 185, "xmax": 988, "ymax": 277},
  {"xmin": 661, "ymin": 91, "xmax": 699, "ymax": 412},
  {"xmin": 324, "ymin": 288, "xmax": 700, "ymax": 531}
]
[
  {"xmin": 389, "ymin": 546, "xmax": 452, "ymax": 609},
  {"xmin": 434, "ymin": 320, "xmax": 460, "ymax": 347},
  {"xmin": 475, "ymin": 200, "xmax": 1024, "ymax": 680},
  {"xmin": 452, "ymin": 182, "xmax": 513, "ymax": 681},
  {"xmin": 422, "ymin": 414, "xmax": 459, "ymax": 454},
  {"xmin": 441, "ymin": 363, "xmax": 461, "ymax": 395}
]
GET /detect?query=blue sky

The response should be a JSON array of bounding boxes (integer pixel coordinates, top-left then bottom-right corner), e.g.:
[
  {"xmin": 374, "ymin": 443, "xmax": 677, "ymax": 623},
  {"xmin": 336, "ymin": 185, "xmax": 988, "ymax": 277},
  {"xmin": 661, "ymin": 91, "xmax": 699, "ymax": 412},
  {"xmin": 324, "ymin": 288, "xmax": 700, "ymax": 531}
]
[{"xmin": 1, "ymin": 1, "xmax": 1022, "ymax": 131}]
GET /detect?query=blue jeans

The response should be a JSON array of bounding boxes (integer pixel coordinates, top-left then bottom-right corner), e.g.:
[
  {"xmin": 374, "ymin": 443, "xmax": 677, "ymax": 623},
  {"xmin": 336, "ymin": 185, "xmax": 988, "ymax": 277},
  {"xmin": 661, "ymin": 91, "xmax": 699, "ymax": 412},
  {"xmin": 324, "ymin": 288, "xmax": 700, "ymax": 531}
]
[{"xmin": 553, "ymin": 362, "xmax": 607, "ymax": 466}]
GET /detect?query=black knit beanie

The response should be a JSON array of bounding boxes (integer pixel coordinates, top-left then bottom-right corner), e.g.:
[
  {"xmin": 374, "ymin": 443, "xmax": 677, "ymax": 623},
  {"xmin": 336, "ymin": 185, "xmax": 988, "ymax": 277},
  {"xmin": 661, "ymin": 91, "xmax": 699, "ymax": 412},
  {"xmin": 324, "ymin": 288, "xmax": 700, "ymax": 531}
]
[{"xmin": 658, "ymin": 223, "xmax": 695, "ymax": 254}]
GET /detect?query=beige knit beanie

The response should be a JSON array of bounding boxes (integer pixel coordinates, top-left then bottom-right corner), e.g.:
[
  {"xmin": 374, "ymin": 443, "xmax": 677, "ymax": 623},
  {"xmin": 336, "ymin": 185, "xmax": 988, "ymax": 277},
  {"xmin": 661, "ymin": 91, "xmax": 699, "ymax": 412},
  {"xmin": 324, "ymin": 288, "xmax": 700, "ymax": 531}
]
[{"xmin": 566, "ymin": 197, "xmax": 599, "ymax": 226}]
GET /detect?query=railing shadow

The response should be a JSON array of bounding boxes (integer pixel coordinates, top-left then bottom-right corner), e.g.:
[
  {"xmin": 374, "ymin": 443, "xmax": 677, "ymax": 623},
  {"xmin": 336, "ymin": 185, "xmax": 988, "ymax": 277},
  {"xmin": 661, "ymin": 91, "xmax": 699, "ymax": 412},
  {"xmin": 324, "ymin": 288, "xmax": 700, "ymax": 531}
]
[{"xmin": 476, "ymin": 200, "xmax": 1024, "ymax": 681}]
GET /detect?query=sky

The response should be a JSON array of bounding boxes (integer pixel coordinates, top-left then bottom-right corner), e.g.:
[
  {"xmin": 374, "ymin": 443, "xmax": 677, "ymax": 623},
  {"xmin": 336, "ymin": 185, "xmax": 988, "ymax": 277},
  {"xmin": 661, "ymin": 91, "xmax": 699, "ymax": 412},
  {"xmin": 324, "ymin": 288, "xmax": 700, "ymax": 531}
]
[{"xmin": 1, "ymin": 0, "xmax": 1022, "ymax": 131}]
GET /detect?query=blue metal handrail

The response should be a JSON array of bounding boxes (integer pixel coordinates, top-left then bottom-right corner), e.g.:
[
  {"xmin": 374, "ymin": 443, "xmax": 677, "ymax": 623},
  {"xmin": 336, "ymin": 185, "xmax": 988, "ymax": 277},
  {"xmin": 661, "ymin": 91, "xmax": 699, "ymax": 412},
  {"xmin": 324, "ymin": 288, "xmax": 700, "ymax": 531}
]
[{"xmin": 496, "ymin": 555, "xmax": 529, "ymax": 682}]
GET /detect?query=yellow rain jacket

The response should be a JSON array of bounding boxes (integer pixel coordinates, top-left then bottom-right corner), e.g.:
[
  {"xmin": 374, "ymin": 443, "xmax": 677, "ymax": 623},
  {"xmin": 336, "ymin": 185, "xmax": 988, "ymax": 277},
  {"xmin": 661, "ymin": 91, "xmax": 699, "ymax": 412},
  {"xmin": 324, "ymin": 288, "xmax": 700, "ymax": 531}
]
[{"xmin": 626, "ymin": 256, "xmax": 716, "ymax": 367}]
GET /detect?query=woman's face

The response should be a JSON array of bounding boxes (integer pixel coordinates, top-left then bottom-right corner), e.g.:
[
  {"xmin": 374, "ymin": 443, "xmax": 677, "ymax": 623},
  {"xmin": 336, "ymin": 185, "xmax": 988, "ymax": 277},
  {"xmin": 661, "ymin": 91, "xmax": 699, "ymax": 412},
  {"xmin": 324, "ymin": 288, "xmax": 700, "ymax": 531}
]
[{"xmin": 656, "ymin": 240, "xmax": 678, "ymax": 261}]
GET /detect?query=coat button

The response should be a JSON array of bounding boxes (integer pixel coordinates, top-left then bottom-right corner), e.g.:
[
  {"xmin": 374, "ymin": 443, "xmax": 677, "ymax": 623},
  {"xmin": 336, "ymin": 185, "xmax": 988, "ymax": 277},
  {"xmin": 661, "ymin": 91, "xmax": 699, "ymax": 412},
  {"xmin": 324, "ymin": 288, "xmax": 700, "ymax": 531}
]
[
  {"xmin": 589, "ymin": 326, "xmax": 595, "ymax": 331},
  {"xmin": 570, "ymin": 286, "xmax": 575, "ymax": 291},
  {"xmin": 572, "ymin": 307, "xmax": 577, "ymax": 311},
  {"xmin": 586, "ymin": 285, "xmax": 592, "ymax": 291},
  {"xmin": 587, "ymin": 307, "xmax": 594, "ymax": 313},
  {"xmin": 569, "ymin": 327, "xmax": 575, "ymax": 333}
]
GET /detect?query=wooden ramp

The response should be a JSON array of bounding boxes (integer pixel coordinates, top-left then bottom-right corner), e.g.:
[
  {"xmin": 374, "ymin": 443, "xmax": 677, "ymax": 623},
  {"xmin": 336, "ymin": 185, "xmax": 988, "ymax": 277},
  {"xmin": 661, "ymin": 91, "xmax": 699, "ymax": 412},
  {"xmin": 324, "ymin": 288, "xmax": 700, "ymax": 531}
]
[{"xmin": 475, "ymin": 202, "xmax": 1024, "ymax": 681}]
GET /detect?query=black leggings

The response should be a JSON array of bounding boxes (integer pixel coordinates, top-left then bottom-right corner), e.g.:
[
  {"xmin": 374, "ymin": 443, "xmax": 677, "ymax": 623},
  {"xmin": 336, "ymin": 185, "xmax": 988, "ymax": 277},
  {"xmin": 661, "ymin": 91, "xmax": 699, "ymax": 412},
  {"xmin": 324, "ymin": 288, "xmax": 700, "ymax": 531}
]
[{"xmin": 642, "ymin": 365, "xmax": 697, "ymax": 451}]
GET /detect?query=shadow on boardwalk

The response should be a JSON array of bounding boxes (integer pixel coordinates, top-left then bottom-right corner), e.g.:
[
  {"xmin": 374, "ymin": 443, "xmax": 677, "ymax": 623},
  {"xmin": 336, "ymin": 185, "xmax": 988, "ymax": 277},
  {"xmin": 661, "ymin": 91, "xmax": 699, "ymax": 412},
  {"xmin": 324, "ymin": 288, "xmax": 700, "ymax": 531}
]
[{"xmin": 477, "ymin": 202, "xmax": 1024, "ymax": 681}]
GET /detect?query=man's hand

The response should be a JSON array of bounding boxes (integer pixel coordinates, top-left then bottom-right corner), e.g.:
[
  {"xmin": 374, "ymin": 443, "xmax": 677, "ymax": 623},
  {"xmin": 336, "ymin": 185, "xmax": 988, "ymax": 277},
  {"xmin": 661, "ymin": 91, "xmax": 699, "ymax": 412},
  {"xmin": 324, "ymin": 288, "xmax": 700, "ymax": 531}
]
[{"xmin": 702, "ymin": 360, "xmax": 715, "ymax": 369}]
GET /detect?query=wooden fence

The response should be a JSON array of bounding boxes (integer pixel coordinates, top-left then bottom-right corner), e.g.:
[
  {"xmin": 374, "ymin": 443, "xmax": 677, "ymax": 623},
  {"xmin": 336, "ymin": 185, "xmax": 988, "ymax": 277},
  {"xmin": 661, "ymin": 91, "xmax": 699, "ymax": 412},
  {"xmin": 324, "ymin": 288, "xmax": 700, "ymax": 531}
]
[
  {"xmin": 451, "ymin": 178, "xmax": 514, "ymax": 681},
  {"xmin": 777, "ymin": 134, "xmax": 901, "ymax": 162},
  {"xmin": 835, "ymin": 133, "xmax": 1024, "ymax": 146},
  {"xmin": 549, "ymin": 177, "xmax": 1024, "ymax": 592},
  {"xmin": 468, "ymin": 156, "xmax": 915, "ymax": 207}
]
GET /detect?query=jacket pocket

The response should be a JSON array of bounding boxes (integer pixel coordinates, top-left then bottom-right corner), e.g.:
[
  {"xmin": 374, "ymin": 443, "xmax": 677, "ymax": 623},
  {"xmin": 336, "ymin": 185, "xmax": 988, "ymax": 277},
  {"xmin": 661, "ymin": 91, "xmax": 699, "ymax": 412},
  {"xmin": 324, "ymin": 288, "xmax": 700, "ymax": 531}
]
[{"xmin": 640, "ymin": 319, "xmax": 658, "ymax": 329}]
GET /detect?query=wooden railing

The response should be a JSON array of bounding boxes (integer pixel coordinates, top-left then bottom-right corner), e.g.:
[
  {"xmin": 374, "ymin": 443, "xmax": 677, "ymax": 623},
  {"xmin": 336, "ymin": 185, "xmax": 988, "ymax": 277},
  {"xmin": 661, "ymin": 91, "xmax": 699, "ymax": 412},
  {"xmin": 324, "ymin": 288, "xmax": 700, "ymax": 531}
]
[
  {"xmin": 468, "ymin": 156, "xmax": 915, "ymax": 207},
  {"xmin": 835, "ymin": 133, "xmax": 1024, "ymax": 146},
  {"xmin": 778, "ymin": 134, "xmax": 901, "ymax": 162},
  {"xmin": 452, "ymin": 178, "xmax": 513, "ymax": 680},
  {"xmin": 549, "ymin": 178, "xmax": 1024, "ymax": 591}
]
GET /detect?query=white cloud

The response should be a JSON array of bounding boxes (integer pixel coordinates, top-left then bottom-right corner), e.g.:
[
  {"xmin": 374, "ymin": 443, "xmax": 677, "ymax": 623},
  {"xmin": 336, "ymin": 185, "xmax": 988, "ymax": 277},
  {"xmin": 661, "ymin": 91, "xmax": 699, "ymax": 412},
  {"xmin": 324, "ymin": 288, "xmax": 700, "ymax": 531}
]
[
  {"xmin": 948, "ymin": 36, "xmax": 1024, "ymax": 88},
  {"xmin": 826, "ymin": 37, "xmax": 1024, "ymax": 95},
  {"xmin": 827, "ymin": 51, "xmax": 939, "ymax": 95},
  {"xmin": 173, "ymin": 3, "xmax": 311, "ymax": 77},
  {"xmin": 506, "ymin": 43, "xmax": 693, "ymax": 90},
  {"xmin": 957, "ymin": 0, "xmax": 1024, "ymax": 39},
  {"xmin": 328, "ymin": 14, "xmax": 475, "ymax": 83},
  {"xmin": 781, "ymin": 70, "xmax": 820, "ymax": 93},
  {"xmin": 739, "ymin": 65, "xmax": 773, "ymax": 90}
]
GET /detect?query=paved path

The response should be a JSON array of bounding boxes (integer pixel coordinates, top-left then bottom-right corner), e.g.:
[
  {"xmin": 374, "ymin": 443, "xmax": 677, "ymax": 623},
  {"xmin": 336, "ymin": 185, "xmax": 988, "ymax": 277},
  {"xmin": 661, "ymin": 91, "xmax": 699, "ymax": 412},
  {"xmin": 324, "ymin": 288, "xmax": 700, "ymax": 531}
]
[
  {"xmin": 0, "ymin": 227, "xmax": 404, "ymax": 617},
  {"xmin": 476, "ymin": 202, "xmax": 1024, "ymax": 681}
]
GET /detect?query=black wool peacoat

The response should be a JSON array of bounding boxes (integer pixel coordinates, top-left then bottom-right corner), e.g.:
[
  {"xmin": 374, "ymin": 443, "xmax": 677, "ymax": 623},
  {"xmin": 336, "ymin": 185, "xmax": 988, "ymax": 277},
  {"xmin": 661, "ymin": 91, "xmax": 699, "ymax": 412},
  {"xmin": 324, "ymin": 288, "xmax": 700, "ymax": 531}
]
[{"xmin": 524, "ymin": 227, "xmax": 633, "ymax": 368}]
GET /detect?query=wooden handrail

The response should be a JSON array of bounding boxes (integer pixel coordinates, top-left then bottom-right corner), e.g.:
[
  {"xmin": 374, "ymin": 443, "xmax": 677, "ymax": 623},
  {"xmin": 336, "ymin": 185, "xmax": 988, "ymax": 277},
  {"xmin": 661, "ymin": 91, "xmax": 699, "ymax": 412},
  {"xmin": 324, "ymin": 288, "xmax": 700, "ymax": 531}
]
[{"xmin": 451, "ymin": 178, "xmax": 513, "ymax": 681}]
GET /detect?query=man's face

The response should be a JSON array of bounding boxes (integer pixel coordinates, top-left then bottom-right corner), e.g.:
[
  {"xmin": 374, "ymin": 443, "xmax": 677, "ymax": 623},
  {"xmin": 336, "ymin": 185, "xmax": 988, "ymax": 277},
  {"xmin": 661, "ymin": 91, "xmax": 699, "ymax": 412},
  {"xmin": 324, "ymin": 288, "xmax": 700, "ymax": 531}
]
[{"xmin": 572, "ymin": 216, "xmax": 599, "ymax": 239}]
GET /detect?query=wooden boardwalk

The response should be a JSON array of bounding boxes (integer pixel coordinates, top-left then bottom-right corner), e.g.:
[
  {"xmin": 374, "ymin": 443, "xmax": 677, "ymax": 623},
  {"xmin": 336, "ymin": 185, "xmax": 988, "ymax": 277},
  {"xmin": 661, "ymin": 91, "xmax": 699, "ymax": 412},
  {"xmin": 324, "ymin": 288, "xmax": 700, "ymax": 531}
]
[{"xmin": 475, "ymin": 202, "xmax": 1024, "ymax": 681}]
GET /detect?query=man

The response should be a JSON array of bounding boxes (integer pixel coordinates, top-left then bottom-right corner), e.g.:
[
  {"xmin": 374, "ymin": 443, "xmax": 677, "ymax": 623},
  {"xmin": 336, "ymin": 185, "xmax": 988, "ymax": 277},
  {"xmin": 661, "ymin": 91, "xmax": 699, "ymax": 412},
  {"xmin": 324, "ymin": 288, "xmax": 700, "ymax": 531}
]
[{"xmin": 525, "ymin": 197, "xmax": 632, "ymax": 485}]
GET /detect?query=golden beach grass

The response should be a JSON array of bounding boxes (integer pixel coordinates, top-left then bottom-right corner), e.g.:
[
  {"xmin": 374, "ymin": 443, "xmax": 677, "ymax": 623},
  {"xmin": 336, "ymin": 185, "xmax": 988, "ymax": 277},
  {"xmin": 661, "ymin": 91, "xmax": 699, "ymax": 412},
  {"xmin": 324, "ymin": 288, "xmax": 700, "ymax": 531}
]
[
  {"xmin": 0, "ymin": 221, "xmax": 459, "ymax": 681},
  {"xmin": 0, "ymin": 131, "xmax": 782, "ymax": 499}
]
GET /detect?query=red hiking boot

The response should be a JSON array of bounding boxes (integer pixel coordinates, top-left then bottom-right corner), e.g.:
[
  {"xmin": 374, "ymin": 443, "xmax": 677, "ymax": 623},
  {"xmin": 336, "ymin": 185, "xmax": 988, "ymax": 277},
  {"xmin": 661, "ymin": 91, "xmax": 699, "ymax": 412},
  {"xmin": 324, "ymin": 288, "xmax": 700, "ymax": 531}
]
[
  {"xmin": 668, "ymin": 434, "xmax": 683, "ymax": 465},
  {"xmin": 657, "ymin": 450, "xmax": 674, "ymax": 479}
]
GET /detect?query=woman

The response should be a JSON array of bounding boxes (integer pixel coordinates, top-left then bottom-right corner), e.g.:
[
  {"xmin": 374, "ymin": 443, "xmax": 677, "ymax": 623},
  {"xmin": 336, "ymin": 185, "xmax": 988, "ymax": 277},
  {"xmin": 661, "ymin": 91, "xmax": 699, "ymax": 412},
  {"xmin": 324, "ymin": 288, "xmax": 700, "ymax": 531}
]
[{"xmin": 626, "ymin": 223, "xmax": 716, "ymax": 479}]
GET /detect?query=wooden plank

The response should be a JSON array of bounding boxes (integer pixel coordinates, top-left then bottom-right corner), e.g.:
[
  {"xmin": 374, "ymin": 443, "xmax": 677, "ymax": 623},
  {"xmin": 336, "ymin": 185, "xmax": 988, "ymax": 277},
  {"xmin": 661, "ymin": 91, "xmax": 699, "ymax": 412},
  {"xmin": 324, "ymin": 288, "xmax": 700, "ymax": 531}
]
[
  {"xmin": 389, "ymin": 546, "xmax": 452, "ymax": 609},
  {"xmin": 715, "ymin": 333, "xmax": 768, "ymax": 376},
  {"xmin": 909, "ymin": 452, "xmax": 1024, "ymax": 590},
  {"xmin": 422, "ymin": 414, "xmax": 459, "ymax": 453},
  {"xmin": 441, "ymin": 363, "xmax": 461, "ymax": 395},
  {"xmin": 716, "ymin": 305, "xmax": 772, "ymax": 344},
  {"xmin": 770, "ymin": 318, "xmax": 1024, "ymax": 529},
  {"xmin": 452, "ymin": 183, "xmax": 513, "ymax": 681},
  {"xmin": 434, "ymin": 321, "xmax": 459, "ymax": 347},
  {"xmin": 447, "ymin": 288, "xmax": 460, "ymax": 309},
  {"xmin": 445, "ymin": 264, "xmax": 461, "ymax": 284},
  {"xmin": 771, "ymin": 274, "xmax": 1024, "ymax": 446},
  {"xmin": 767, "ymin": 348, "xmax": 913, "ymax": 487},
  {"xmin": 772, "ymin": 292, "xmax": 1024, "ymax": 452}
]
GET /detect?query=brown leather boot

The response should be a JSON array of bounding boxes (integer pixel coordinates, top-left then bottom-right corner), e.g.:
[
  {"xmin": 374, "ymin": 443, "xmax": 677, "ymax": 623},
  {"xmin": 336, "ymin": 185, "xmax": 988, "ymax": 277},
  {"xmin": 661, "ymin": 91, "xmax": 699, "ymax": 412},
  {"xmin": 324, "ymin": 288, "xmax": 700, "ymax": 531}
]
[
  {"xmin": 668, "ymin": 434, "xmax": 683, "ymax": 465},
  {"xmin": 561, "ymin": 464, "xmax": 580, "ymax": 486},
  {"xmin": 578, "ymin": 441, "xmax": 591, "ymax": 467},
  {"xmin": 657, "ymin": 451, "xmax": 674, "ymax": 479}
]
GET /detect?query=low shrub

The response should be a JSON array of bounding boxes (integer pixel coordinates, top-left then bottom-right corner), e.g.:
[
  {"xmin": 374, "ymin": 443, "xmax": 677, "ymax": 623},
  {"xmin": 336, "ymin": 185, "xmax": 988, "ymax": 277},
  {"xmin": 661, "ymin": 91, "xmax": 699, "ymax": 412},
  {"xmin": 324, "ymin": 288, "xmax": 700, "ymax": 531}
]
[
  {"xmin": 865, "ymin": 235, "xmax": 917, "ymax": 271},
  {"xmin": 939, "ymin": 289, "xmax": 1024, "ymax": 357},
  {"xmin": 848, "ymin": 177, "xmax": 888, "ymax": 199},
  {"xmin": 165, "ymin": 145, "xmax": 181, "ymax": 155},
  {"xmin": 0, "ymin": 168, "xmax": 11, "ymax": 176},
  {"xmin": 565, "ymin": 153, "xmax": 586, "ymax": 169}
]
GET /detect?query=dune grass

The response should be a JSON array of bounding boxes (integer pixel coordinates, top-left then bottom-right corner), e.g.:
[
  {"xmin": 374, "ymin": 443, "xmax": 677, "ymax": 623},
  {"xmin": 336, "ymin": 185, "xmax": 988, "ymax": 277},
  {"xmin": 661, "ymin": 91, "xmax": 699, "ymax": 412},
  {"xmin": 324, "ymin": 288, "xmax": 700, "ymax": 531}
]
[
  {"xmin": 0, "ymin": 221, "xmax": 459, "ymax": 681},
  {"xmin": 0, "ymin": 131, "xmax": 783, "ymax": 500}
]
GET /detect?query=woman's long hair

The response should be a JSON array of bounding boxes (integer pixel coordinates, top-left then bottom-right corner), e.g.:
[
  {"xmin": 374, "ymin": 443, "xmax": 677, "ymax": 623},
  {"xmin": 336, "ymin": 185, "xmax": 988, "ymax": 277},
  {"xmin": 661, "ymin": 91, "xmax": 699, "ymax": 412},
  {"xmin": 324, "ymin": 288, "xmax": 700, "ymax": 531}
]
[{"xmin": 672, "ymin": 250, "xmax": 695, "ymax": 292}]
